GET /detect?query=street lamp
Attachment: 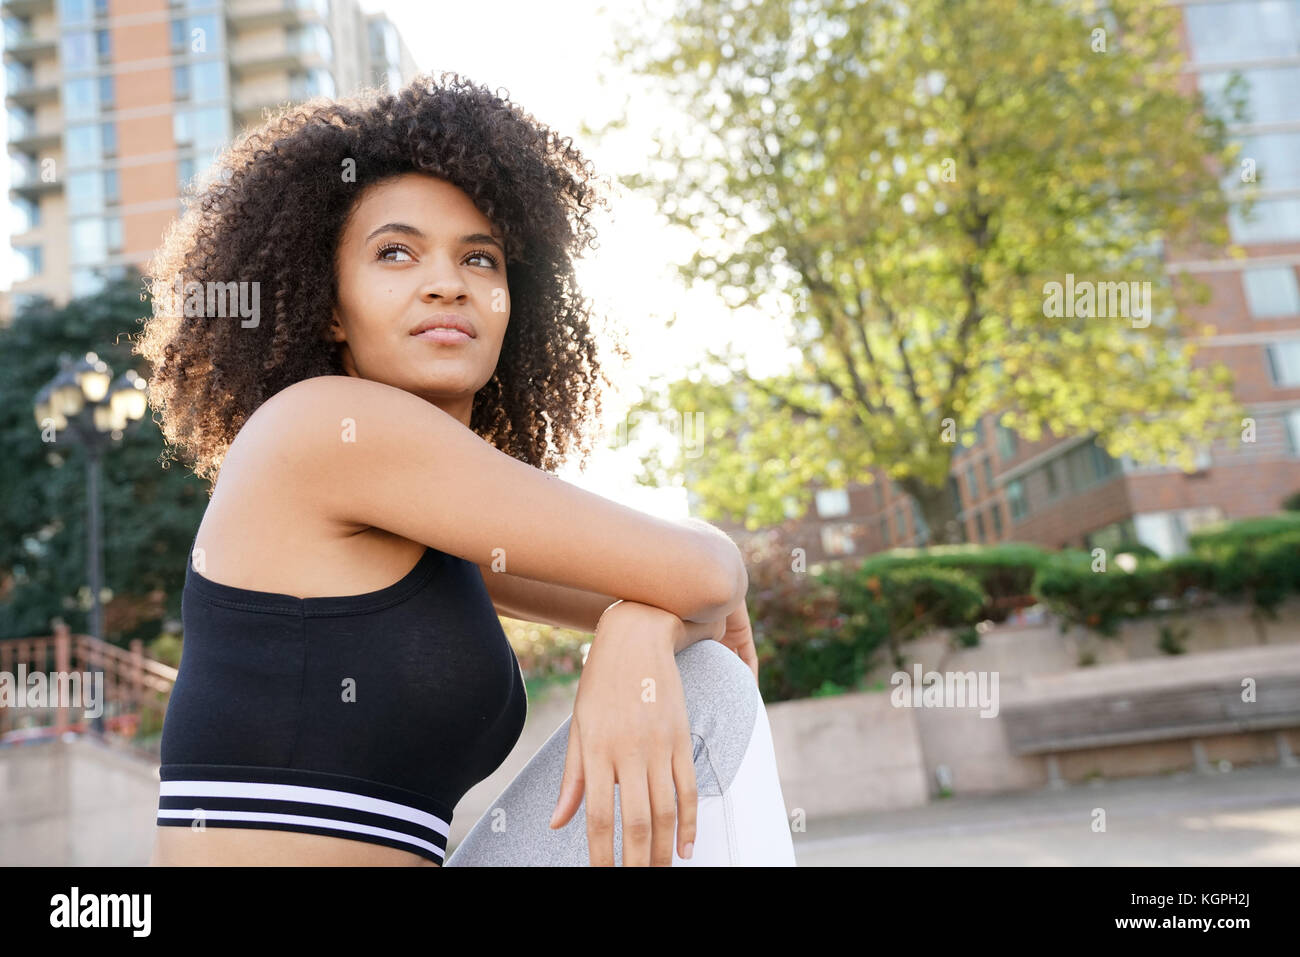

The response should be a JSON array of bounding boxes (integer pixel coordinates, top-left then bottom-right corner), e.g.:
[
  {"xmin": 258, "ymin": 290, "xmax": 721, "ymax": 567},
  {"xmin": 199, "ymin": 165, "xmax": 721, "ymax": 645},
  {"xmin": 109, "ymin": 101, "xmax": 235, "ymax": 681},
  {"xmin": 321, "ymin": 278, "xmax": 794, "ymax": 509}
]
[{"xmin": 33, "ymin": 352, "xmax": 149, "ymax": 640}]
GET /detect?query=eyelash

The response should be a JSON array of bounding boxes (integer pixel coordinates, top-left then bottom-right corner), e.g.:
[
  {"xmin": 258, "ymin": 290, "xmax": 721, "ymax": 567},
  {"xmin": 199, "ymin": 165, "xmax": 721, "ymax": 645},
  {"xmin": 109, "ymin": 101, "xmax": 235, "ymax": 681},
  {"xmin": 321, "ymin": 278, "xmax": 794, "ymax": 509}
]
[{"xmin": 375, "ymin": 243, "xmax": 500, "ymax": 268}]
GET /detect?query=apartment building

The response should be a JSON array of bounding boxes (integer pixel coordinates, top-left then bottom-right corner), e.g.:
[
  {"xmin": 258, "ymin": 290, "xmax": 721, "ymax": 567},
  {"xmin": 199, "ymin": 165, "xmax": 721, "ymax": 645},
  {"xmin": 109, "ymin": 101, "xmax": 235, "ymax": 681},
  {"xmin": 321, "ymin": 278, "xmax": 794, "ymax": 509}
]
[
  {"xmin": 1, "ymin": 0, "xmax": 418, "ymax": 323},
  {"xmin": 702, "ymin": 0, "xmax": 1300, "ymax": 562}
]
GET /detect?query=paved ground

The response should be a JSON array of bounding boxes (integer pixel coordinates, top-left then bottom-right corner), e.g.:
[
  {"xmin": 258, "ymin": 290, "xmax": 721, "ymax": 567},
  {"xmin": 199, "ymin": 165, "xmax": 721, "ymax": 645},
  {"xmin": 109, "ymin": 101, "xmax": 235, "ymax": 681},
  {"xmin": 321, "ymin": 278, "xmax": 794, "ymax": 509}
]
[{"xmin": 789, "ymin": 764, "xmax": 1300, "ymax": 866}]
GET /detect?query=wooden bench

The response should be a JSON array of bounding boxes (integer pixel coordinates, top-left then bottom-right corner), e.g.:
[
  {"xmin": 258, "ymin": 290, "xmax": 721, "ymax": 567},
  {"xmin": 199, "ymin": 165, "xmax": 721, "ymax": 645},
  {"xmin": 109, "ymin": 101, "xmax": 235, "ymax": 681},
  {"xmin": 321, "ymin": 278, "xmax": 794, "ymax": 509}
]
[{"xmin": 998, "ymin": 644, "xmax": 1300, "ymax": 781}]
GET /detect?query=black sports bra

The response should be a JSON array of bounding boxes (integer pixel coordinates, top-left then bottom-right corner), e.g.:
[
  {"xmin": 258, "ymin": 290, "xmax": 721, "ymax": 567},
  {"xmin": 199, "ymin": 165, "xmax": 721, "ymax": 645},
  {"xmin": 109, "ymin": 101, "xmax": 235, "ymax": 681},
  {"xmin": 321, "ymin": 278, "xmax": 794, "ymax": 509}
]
[{"xmin": 155, "ymin": 533, "xmax": 528, "ymax": 864}]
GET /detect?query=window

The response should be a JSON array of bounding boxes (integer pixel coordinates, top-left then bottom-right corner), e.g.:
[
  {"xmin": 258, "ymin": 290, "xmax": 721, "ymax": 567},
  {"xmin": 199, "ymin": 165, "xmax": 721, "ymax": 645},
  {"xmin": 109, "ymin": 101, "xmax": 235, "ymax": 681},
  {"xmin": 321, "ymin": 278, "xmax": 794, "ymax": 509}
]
[
  {"xmin": 61, "ymin": 31, "xmax": 94, "ymax": 70},
  {"xmin": 192, "ymin": 60, "xmax": 226, "ymax": 101},
  {"xmin": 1006, "ymin": 478, "xmax": 1028, "ymax": 521},
  {"xmin": 1285, "ymin": 409, "xmax": 1300, "ymax": 456},
  {"xmin": 7, "ymin": 106, "xmax": 35, "ymax": 139},
  {"xmin": 1266, "ymin": 342, "xmax": 1300, "ymax": 386},
  {"xmin": 820, "ymin": 523, "xmax": 858, "ymax": 557},
  {"xmin": 59, "ymin": 0, "xmax": 92, "ymax": 23},
  {"xmin": 874, "ymin": 481, "xmax": 884, "ymax": 509},
  {"xmin": 1243, "ymin": 267, "xmax": 1300, "ymax": 318},
  {"xmin": 982, "ymin": 457, "xmax": 993, "ymax": 492},
  {"xmin": 289, "ymin": 23, "xmax": 332, "ymax": 58},
  {"xmin": 1045, "ymin": 460, "xmax": 1060, "ymax": 497},
  {"xmin": 94, "ymin": 0, "xmax": 108, "ymax": 16},
  {"xmin": 95, "ymin": 28, "xmax": 110, "ymax": 59},
  {"xmin": 990, "ymin": 502, "xmax": 1003, "ymax": 538},
  {"xmin": 97, "ymin": 74, "xmax": 113, "ymax": 109},
  {"xmin": 1184, "ymin": 1, "xmax": 1300, "ymax": 65},
  {"xmin": 894, "ymin": 504, "xmax": 906, "ymax": 539},
  {"xmin": 173, "ymin": 64, "xmax": 191, "ymax": 99},
  {"xmin": 974, "ymin": 510, "xmax": 986, "ymax": 543},
  {"xmin": 64, "ymin": 77, "xmax": 97, "ymax": 119},
  {"xmin": 815, "ymin": 487, "xmax": 850, "ymax": 518},
  {"xmin": 1199, "ymin": 67, "xmax": 1300, "ymax": 127},
  {"xmin": 174, "ymin": 106, "xmax": 228, "ymax": 156},
  {"xmin": 964, "ymin": 463, "xmax": 978, "ymax": 503},
  {"xmin": 947, "ymin": 474, "xmax": 962, "ymax": 516},
  {"xmin": 72, "ymin": 267, "xmax": 107, "ymax": 297},
  {"xmin": 11, "ymin": 196, "xmax": 40, "ymax": 233},
  {"xmin": 880, "ymin": 514, "xmax": 890, "ymax": 547},
  {"xmin": 291, "ymin": 67, "xmax": 335, "ymax": 100},
  {"xmin": 100, "ymin": 121, "xmax": 116, "ymax": 156},
  {"xmin": 103, "ymin": 168, "xmax": 119, "ymax": 205},
  {"xmin": 12, "ymin": 244, "xmax": 42, "ymax": 281},
  {"xmin": 1133, "ymin": 508, "xmax": 1224, "ymax": 558},
  {"xmin": 71, "ymin": 218, "xmax": 106, "ymax": 263},
  {"xmin": 1230, "ymin": 199, "xmax": 1300, "ymax": 244},
  {"xmin": 996, "ymin": 423, "xmax": 1017, "ymax": 460},
  {"xmin": 105, "ymin": 215, "xmax": 123, "ymax": 252},
  {"xmin": 66, "ymin": 123, "xmax": 102, "ymax": 164},
  {"xmin": 170, "ymin": 18, "xmax": 184, "ymax": 50},
  {"xmin": 177, "ymin": 155, "xmax": 196, "ymax": 191},
  {"xmin": 67, "ymin": 169, "xmax": 104, "ymax": 210},
  {"xmin": 1230, "ymin": 133, "xmax": 1300, "ymax": 193},
  {"xmin": 910, "ymin": 498, "xmax": 930, "ymax": 545}
]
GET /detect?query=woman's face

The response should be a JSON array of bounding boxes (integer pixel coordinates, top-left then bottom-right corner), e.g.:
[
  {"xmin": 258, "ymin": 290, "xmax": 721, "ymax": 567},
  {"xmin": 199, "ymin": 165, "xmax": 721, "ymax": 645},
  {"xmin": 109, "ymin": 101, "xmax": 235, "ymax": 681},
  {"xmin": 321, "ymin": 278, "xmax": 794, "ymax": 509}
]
[{"xmin": 329, "ymin": 172, "xmax": 510, "ymax": 427}]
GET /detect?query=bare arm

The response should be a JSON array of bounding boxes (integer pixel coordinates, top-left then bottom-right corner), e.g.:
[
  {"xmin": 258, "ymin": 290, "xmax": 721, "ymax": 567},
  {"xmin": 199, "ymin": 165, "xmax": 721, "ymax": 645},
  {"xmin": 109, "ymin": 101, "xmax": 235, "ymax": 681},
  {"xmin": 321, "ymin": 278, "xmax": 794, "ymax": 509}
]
[{"xmin": 245, "ymin": 375, "xmax": 747, "ymax": 623}]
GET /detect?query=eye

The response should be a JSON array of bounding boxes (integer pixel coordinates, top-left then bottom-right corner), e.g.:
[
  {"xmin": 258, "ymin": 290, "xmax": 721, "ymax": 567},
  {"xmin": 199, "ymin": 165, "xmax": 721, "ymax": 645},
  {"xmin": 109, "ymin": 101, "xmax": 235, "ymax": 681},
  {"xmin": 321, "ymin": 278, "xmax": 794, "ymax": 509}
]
[
  {"xmin": 467, "ymin": 248, "xmax": 501, "ymax": 269},
  {"xmin": 376, "ymin": 242, "xmax": 414, "ymax": 262}
]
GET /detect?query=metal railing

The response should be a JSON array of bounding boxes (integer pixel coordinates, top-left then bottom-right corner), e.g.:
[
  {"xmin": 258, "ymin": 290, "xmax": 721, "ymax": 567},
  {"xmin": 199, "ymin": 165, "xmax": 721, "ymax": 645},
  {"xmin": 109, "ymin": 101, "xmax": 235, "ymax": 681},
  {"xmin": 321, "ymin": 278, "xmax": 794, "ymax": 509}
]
[{"xmin": 0, "ymin": 620, "xmax": 177, "ymax": 759}]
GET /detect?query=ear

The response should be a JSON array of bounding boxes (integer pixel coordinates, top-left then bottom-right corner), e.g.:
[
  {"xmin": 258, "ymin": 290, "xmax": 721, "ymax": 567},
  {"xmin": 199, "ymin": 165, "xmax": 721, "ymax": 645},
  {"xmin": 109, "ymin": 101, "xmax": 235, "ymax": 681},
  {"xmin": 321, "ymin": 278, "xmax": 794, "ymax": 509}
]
[{"xmin": 326, "ymin": 309, "xmax": 346, "ymax": 343}]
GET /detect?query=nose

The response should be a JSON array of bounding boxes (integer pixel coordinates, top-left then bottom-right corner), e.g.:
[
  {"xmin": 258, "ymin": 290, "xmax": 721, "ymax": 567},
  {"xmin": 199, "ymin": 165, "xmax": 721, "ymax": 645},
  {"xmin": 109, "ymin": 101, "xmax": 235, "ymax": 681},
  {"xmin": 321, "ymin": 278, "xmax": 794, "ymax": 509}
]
[{"xmin": 418, "ymin": 256, "xmax": 470, "ymax": 302}]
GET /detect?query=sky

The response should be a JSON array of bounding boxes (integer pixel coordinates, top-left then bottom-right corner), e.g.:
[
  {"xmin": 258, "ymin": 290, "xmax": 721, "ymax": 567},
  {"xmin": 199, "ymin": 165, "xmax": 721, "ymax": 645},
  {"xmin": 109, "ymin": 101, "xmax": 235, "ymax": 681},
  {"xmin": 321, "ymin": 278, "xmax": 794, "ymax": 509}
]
[{"xmin": 1, "ymin": 0, "xmax": 798, "ymax": 520}]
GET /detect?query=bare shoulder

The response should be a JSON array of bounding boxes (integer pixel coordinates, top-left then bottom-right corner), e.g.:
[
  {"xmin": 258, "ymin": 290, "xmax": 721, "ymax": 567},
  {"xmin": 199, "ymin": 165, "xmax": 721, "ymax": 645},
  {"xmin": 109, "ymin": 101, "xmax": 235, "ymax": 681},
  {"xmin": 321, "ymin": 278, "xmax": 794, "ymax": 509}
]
[{"xmin": 227, "ymin": 373, "xmax": 744, "ymax": 622}]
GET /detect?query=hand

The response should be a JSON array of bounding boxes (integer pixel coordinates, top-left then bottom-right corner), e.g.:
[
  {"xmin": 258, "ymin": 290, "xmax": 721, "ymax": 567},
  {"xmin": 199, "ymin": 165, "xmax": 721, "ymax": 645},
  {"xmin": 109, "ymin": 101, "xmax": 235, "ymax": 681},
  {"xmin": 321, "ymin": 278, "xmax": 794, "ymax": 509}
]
[
  {"xmin": 717, "ymin": 598, "xmax": 759, "ymax": 684},
  {"xmin": 548, "ymin": 601, "xmax": 696, "ymax": 866}
]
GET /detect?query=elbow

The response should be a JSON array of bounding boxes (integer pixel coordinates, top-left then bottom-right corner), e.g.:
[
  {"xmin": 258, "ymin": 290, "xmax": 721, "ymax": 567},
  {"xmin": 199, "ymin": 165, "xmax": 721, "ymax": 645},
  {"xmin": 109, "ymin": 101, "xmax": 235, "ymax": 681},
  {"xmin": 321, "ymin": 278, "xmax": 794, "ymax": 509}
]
[{"xmin": 686, "ymin": 538, "xmax": 747, "ymax": 622}]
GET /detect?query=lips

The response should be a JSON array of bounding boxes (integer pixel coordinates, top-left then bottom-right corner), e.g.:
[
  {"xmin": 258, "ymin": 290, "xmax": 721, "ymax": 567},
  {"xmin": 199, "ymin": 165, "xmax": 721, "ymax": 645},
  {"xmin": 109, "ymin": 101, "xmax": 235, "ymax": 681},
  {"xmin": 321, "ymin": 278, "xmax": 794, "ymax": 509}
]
[{"xmin": 410, "ymin": 314, "xmax": 476, "ymax": 338}]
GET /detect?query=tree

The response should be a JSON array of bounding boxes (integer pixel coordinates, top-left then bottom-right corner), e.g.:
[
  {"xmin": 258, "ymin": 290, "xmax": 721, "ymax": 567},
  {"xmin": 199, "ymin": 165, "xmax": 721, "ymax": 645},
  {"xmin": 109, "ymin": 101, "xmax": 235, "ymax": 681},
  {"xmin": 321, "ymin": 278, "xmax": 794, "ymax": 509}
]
[
  {"xmin": 590, "ymin": 0, "xmax": 1250, "ymax": 540},
  {"xmin": 0, "ymin": 269, "xmax": 209, "ymax": 643}
]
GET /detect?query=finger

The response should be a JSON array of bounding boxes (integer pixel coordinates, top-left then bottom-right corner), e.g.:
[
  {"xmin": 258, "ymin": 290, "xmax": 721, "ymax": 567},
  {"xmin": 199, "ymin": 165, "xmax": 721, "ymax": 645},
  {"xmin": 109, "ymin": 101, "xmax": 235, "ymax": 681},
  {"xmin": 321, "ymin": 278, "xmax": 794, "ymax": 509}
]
[
  {"xmin": 583, "ymin": 748, "xmax": 616, "ymax": 867},
  {"xmin": 672, "ymin": 733, "xmax": 698, "ymax": 860},
  {"xmin": 647, "ymin": 759, "xmax": 679, "ymax": 867},
  {"xmin": 549, "ymin": 716, "xmax": 586, "ymax": 829},
  {"xmin": 617, "ymin": 761, "xmax": 652, "ymax": 867}
]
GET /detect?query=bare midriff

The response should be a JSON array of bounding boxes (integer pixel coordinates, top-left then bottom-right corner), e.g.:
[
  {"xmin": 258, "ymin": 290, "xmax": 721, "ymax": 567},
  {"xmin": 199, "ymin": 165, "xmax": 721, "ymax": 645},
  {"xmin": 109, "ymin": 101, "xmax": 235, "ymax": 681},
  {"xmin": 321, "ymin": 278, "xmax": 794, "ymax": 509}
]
[{"xmin": 150, "ymin": 826, "xmax": 441, "ymax": 866}]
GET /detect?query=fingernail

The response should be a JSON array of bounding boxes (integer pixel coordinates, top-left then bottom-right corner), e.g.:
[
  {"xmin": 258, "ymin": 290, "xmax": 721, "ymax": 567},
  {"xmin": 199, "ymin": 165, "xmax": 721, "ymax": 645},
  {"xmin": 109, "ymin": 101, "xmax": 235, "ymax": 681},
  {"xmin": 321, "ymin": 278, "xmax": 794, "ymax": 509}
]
[{"xmin": 683, "ymin": 842, "xmax": 694, "ymax": 859}]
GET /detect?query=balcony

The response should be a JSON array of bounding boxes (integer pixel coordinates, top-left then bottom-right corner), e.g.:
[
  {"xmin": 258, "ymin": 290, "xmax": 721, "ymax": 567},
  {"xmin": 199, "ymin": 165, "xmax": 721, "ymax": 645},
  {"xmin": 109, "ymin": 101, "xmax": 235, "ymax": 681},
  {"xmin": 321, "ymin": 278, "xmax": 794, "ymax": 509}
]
[
  {"xmin": 2, "ymin": 26, "xmax": 55, "ymax": 64},
  {"xmin": 5, "ymin": 70, "xmax": 56, "ymax": 106},
  {"xmin": 9, "ymin": 155, "xmax": 60, "ymax": 197},
  {"xmin": 8, "ymin": 119, "xmax": 59, "ymax": 152},
  {"xmin": 0, "ymin": 0, "xmax": 53, "ymax": 17},
  {"xmin": 225, "ymin": 0, "xmax": 326, "ymax": 33}
]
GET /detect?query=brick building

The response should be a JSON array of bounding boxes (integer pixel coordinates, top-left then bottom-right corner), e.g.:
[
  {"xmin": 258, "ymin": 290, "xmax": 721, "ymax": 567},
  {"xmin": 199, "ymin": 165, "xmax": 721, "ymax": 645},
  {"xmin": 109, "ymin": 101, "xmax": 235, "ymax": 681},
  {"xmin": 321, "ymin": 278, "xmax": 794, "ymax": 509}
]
[
  {"xmin": 2, "ymin": 0, "xmax": 418, "ymax": 323},
  {"xmin": 704, "ymin": 0, "xmax": 1300, "ymax": 562}
]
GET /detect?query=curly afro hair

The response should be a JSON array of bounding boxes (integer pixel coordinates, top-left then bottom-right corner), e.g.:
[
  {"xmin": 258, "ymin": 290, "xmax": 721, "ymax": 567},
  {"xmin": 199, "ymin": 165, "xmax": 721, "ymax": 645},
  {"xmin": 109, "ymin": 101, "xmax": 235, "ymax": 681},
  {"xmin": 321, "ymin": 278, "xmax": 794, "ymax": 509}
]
[{"xmin": 135, "ymin": 71, "xmax": 626, "ymax": 493}]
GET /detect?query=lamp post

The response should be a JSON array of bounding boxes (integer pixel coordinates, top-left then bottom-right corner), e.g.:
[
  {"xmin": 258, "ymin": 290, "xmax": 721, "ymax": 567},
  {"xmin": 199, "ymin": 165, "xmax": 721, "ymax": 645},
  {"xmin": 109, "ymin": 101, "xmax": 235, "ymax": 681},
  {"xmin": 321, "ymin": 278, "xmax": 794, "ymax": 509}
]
[{"xmin": 33, "ymin": 352, "xmax": 148, "ymax": 641}]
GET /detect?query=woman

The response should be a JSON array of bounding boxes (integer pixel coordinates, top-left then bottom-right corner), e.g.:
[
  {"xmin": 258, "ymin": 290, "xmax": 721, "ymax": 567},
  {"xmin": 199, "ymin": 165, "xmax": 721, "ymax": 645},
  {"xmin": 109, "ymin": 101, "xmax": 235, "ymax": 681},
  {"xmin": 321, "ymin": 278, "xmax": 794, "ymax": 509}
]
[{"xmin": 139, "ymin": 72, "xmax": 796, "ymax": 867}]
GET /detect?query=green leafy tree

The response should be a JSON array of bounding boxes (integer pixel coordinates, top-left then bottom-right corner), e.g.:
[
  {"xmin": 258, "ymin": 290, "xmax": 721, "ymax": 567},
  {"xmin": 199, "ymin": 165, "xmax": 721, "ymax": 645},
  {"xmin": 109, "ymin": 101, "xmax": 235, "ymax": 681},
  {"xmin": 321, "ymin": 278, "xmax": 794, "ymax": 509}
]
[
  {"xmin": 0, "ymin": 269, "xmax": 208, "ymax": 643},
  {"xmin": 590, "ymin": 0, "xmax": 1251, "ymax": 540}
]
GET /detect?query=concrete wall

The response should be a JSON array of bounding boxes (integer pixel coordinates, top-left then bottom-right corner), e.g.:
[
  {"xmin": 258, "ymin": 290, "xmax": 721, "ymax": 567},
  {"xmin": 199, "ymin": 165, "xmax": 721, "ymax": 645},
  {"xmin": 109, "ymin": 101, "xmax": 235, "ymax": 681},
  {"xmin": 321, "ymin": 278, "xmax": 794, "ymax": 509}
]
[{"xmin": 0, "ymin": 735, "xmax": 159, "ymax": 866}]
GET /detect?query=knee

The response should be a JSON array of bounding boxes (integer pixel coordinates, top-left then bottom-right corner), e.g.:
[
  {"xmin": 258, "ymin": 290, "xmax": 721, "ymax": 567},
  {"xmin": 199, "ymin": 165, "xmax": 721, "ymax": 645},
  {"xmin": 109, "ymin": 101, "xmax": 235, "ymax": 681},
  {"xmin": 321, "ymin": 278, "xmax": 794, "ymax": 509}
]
[{"xmin": 673, "ymin": 640, "xmax": 760, "ymax": 794}]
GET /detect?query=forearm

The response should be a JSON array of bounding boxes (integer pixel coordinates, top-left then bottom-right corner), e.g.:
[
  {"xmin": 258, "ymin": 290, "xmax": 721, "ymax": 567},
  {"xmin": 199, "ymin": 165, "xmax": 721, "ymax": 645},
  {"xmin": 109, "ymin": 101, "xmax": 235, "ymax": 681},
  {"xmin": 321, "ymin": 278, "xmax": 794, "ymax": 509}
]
[{"xmin": 482, "ymin": 519, "xmax": 745, "ymax": 632}]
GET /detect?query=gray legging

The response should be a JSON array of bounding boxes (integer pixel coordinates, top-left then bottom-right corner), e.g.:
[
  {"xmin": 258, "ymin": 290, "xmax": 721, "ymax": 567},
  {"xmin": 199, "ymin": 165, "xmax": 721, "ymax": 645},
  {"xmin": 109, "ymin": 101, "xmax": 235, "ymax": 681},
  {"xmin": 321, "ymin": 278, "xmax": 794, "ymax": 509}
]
[{"xmin": 445, "ymin": 639, "xmax": 798, "ymax": 866}]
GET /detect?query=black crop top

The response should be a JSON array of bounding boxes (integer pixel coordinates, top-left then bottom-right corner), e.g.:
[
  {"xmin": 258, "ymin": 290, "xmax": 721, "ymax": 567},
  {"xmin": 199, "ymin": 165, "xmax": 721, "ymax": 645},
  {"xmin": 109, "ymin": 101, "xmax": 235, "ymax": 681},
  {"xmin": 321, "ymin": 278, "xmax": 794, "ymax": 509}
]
[{"xmin": 155, "ymin": 535, "xmax": 528, "ymax": 864}]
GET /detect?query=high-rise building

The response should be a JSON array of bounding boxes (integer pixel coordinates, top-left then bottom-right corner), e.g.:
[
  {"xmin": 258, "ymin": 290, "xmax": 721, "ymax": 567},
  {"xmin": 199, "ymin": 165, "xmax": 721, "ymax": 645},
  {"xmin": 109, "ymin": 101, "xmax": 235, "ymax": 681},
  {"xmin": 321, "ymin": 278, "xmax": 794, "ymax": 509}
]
[
  {"xmin": 704, "ymin": 0, "xmax": 1300, "ymax": 561},
  {"xmin": 1, "ymin": 0, "xmax": 418, "ymax": 323}
]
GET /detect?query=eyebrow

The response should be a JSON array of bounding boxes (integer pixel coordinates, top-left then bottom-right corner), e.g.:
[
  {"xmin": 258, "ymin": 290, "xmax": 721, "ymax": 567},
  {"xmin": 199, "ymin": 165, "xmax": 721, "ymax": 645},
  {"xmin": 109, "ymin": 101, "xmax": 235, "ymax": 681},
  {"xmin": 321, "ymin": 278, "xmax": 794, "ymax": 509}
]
[{"xmin": 363, "ymin": 222, "xmax": 504, "ymax": 253}]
